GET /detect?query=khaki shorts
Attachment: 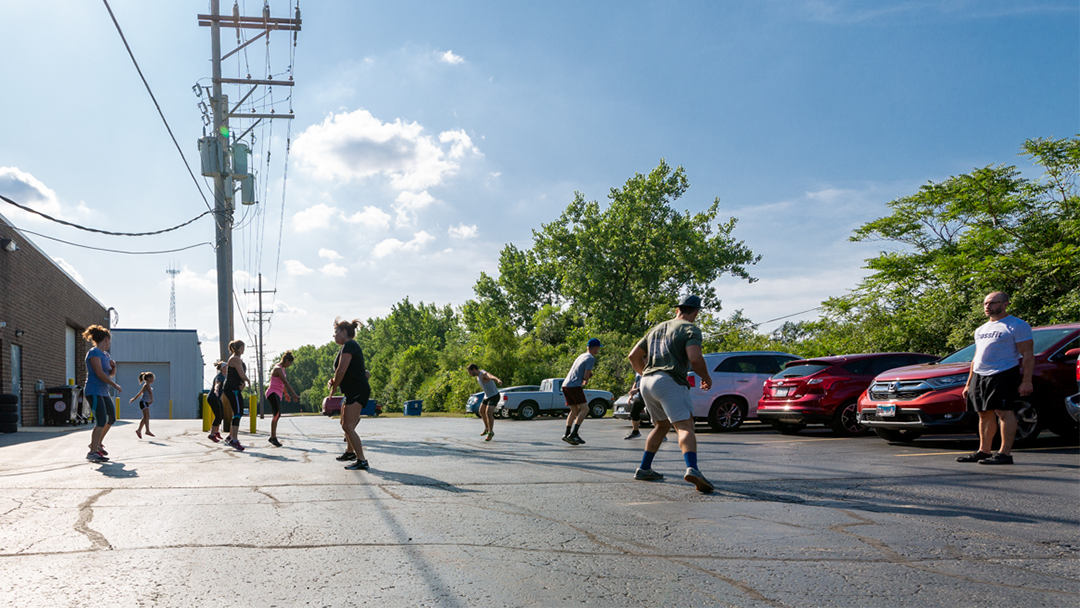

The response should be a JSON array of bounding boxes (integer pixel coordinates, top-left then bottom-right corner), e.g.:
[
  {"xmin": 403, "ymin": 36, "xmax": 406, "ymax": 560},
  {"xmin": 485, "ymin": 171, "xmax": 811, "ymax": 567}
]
[{"xmin": 640, "ymin": 373, "xmax": 693, "ymax": 423}]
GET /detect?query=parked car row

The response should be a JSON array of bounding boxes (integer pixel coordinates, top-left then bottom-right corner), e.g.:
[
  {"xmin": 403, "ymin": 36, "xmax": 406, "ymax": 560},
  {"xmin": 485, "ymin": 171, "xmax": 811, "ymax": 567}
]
[
  {"xmin": 612, "ymin": 323, "xmax": 1080, "ymax": 446},
  {"xmin": 466, "ymin": 380, "xmax": 612, "ymax": 421}
]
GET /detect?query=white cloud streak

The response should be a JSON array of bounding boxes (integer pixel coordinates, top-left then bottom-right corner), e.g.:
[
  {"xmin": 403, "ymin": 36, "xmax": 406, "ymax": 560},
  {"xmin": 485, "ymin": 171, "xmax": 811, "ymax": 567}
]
[
  {"xmin": 439, "ymin": 50, "xmax": 465, "ymax": 65},
  {"xmin": 285, "ymin": 260, "xmax": 314, "ymax": 275},
  {"xmin": 372, "ymin": 231, "xmax": 435, "ymax": 258},
  {"xmin": 448, "ymin": 223, "xmax": 478, "ymax": 239}
]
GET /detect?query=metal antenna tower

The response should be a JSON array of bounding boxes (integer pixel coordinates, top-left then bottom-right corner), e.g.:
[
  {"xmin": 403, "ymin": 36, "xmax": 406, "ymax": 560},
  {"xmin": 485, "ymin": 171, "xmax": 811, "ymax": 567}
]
[{"xmin": 166, "ymin": 265, "xmax": 181, "ymax": 329}]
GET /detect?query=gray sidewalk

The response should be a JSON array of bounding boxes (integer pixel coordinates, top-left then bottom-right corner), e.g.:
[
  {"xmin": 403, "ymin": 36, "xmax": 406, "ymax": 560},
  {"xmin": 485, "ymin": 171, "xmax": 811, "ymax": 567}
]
[{"xmin": 0, "ymin": 416, "xmax": 1077, "ymax": 607}]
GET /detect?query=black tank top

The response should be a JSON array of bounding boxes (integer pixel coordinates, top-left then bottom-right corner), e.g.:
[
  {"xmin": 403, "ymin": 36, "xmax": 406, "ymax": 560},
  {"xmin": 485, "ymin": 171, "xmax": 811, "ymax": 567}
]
[{"xmin": 224, "ymin": 362, "xmax": 245, "ymax": 392}]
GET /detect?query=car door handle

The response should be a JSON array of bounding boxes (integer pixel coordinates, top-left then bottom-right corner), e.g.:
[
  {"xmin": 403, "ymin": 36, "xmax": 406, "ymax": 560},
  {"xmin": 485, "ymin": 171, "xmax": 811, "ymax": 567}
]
[{"xmin": 736, "ymin": 379, "xmax": 750, "ymax": 383}]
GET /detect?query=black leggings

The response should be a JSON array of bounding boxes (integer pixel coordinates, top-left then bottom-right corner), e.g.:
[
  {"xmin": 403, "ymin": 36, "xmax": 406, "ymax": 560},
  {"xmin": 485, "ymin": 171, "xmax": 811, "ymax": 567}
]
[
  {"xmin": 629, "ymin": 394, "xmax": 646, "ymax": 422},
  {"xmin": 223, "ymin": 390, "xmax": 244, "ymax": 427},
  {"xmin": 267, "ymin": 392, "xmax": 281, "ymax": 421},
  {"xmin": 207, "ymin": 394, "xmax": 224, "ymax": 428}
]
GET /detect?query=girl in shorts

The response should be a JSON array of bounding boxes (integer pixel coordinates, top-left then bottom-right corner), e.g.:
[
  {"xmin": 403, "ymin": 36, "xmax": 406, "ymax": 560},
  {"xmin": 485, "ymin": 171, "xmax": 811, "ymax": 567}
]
[
  {"xmin": 222, "ymin": 340, "xmax": 251, "ymax": 451},
  {"xmin": 264, "ymin": 351, "xmax": 299, "ymax": 447},
  {"xmin": 129, "ymin": 371, "xmax": 155, "ymax": 438}
]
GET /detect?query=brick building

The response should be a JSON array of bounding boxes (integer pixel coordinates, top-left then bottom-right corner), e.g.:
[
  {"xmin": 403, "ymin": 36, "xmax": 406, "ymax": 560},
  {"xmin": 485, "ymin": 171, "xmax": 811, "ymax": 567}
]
[{"xmin": 0, "ymin": 212, "xmax": 110, "ymax": 426}]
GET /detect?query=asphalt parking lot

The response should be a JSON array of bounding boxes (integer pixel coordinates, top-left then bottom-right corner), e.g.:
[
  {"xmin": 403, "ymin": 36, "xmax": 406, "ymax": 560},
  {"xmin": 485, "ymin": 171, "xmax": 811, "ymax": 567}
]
[{"xmin": 0, "ymin": 415, "xmax": 1077, "ymax": 607}]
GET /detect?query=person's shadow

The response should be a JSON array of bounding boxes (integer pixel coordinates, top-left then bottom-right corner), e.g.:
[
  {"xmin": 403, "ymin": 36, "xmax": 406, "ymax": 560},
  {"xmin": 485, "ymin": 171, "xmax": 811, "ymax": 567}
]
[
  {"xmin": 364, "ymin": 469, "xmax": 478, "ymax": 493},
  {"xmin": 95, "ymin": 462, "xmax": 138, "ymax": 478}
]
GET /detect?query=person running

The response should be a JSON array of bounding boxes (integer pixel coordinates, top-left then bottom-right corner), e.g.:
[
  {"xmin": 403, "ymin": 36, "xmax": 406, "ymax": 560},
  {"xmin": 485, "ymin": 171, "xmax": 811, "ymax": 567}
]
[
  {"xmin": 221, "ymin": 340, "xmax": 250, "ymax": 451},
  {"xmin": 265, "ymin": 351, "xmax": 299, "ymax": 447},
  {"xmin": 468, "ymin": 364, "xmax": 502, "ymax": 441},
  {"xmin": 328, "ymin": 318, "xmax": 371, "ymax": 470},
  {"xmin": 562, "ymin": 338, "xmax": 601, "ymax": 445},
  {"xmin": 207, "ymin": 361, "xmax": 227, "ymax": 443},
  {"xmin": 624, "ymin": 373, "xmax": 644, "ymax": 439},
  {"xmin": 129, "ymin": 372, "xmax": 155, "ymax": 439},
  {"xmin": 83, "ymin": 325, "xmax": 120, "ymax": 462},
  {"xmin": 627, "ymin": 295, "xmax": 715, "ymax": 493}
]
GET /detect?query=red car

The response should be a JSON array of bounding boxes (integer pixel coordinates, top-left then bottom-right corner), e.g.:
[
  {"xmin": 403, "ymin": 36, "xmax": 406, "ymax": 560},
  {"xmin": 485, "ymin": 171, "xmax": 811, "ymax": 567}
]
[
  {"xmin": 758, "ymin": 353, "xmax": 939, "ymax": 435},
  {"xmin": 858, "ymin": 324, "xmax": 1080, "ymax": 444}
]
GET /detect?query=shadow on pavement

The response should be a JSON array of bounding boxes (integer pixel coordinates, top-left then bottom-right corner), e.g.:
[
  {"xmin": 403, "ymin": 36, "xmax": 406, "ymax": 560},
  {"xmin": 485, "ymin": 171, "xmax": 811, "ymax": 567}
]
[
  {"xmin": 95, "ymin": 462, "xmax": 138, "ymax": 478},
  {"xmin": 365, "ymin": 468, "xmax": 480, "ymax": 493}
]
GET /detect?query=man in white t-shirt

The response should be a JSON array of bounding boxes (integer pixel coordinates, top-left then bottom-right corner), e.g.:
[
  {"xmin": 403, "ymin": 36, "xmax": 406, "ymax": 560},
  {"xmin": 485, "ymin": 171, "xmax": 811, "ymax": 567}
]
[{"xmin": 958, "ymin": 291, "xmax": 1034, "ymax": 465}]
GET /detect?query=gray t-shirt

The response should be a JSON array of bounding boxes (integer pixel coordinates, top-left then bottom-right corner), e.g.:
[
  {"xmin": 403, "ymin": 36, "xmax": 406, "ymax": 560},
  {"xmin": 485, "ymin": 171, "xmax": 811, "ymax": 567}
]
[
  {"xmin": 564, "ymin": 353, "xmax": 596, "ymax": 388},
  {"xmin": 634, "ymin": 318, "xmax": 703, "ymax": 388},
  {"xmin": 972, "ymin": 316, "xmax": 1033, "ymax": 376},
  {"xmin": 477, "ymin": 370, "xmax": 499, "ymax": 398}
]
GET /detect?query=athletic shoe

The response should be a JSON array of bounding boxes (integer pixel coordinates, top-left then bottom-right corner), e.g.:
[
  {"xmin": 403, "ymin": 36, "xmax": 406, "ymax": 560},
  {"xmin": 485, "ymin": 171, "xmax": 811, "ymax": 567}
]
[
  {"xmin": 99, "ymin": 445, "xmax": 108, "ymax": 456},
  {"xmin": 268, "ymin": 437, "xmax": 282, "ymax": 447},
  {"xmin": 634, "ymin": 468, "xmax": 664, "ymax": 481},
  {"xmin": 684, "ymin": 467, "xmax": 714, "ymax": 493},
  {"xmin": 145, "ymin": 431, "xmax": 155, "ymax": 437},
  {"xmin": 213, "ymin": 433, "xmax": 223, "ymax": 442},
  {"xmin": 485, "ymin": 432, "xmax": 494, "ymax": 442},
  {"xmin": 228, "ymin": 438, "xmax": 245, "ymax": 452},
  {"xmin": 956, "ymin": 451, "xmax": 991, "ymax": 463},
  {"xmin": 978, "ymin": 452, "xmax": 1014, "ymax": 465},
  {"xmin": 624, "ymin": 430, "xmax": 641, "ymax": 439},
  {"xmin": 570, "ymin": 434, "xmax": 585, "ymax": 445},
  {"xmin": 208, "ymin": 432, "xmax": 220, "ymax": 443},
  {"xmin": 561, "ymin": 435, "xmax": 576, "ymax": 445},
  {"xmin": 86, "ymin": 451, "xmax": 106, "ymax": 462},
  {"xmin": 136, "ymin": 429, "xmax": 142, "ymax": 439},
  {"xmin": 336, "ymin": 452, "xmax": 357, "ymax": 462},
  {"xmin": 344, "ymin": 460, "xmax": 369, "ymax": 470}
]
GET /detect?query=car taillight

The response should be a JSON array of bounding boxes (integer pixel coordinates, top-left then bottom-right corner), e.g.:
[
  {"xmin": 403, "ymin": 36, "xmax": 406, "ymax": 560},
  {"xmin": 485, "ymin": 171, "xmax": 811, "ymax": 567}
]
[
  {"xmin": 687, "ymin": 375, "xmax": 696, "ymax": 387},
  {"xmin": 502, "ymin": 394, "xmax": 508, "ymax": 401},
  {"xmin": 806, "ymin": 375, "xmax": 842, "ymax": 393}
]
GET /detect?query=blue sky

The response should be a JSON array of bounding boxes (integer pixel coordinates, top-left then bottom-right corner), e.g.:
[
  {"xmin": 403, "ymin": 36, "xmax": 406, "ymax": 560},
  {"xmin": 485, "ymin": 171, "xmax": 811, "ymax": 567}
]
[{"xmin": 1, "ymin": 0, "xmax": 1076, "ymax": 385}]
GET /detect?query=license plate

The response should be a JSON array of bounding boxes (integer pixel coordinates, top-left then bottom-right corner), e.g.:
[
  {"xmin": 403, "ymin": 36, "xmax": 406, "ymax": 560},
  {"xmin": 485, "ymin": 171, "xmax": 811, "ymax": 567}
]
[
  {"xmin": 774, "ymin": 387, "xmax": 790, "ymax": 397},
  {"xmin": 877, "ymin": 404, "xmax": 896, "ymax": 418}
]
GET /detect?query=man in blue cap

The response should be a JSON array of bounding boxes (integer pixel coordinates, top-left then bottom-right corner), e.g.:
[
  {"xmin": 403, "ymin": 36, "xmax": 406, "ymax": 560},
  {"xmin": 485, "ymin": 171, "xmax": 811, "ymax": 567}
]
[
  {"xmin": 627, "ymin": 295, "xmax": 715, "ymax": 492},
  {"xmin": 561, "ymin": 338, "xmax": 602, "ymax": 445}
]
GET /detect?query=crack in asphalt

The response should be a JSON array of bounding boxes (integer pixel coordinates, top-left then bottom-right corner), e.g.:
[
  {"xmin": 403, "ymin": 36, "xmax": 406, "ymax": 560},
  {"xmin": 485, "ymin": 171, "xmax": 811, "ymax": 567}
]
[{"xmin": 72, "ymin": 489, "xmax": 112, "ymax": 552}]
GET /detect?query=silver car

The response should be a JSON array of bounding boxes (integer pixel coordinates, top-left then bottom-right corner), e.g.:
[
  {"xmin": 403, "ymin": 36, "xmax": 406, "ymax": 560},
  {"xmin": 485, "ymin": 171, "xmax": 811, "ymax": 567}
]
[{"xmin": 687, "ymin": 351, "xmax": 800, "ymax": 431}]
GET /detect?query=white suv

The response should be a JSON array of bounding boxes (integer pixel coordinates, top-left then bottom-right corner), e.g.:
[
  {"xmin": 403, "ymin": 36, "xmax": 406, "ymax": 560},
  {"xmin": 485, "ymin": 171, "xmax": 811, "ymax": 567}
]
[{"xmin": 687, "ymin": 351, "xmax": 800, "ymax": 431}]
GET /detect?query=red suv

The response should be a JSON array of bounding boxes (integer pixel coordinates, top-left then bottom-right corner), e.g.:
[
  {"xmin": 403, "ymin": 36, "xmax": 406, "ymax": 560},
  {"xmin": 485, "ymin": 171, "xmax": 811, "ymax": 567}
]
[
  {"xmin": 758, "ymin": 353, "xmax": 939, "ymax": 436},
  {"xmin": 858, "ymin": 324, "xmax": 1080, "ymax": 444}
]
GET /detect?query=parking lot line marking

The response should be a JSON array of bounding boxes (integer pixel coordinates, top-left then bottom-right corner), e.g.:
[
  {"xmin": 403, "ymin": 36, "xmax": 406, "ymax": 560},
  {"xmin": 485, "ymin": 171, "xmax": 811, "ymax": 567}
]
[
  {"xmin": 895, "ymin": 446, "xmax": 1079, "ymax": 457},
  {"xmin": 745, "ymin": 438, "xmax": 851, "ymax": 444}
]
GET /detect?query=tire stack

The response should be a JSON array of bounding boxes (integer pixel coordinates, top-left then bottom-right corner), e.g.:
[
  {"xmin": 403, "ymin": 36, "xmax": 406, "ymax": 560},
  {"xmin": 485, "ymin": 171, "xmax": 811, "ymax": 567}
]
[{"xmin": 0, "ymin": 394, "xmax": 18, "ymax": 433}]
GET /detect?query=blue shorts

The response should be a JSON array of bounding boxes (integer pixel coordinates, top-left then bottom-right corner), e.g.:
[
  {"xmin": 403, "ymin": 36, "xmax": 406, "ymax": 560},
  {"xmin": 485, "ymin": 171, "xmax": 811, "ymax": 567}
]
[{"xmin": 88, "ymin": 395, "xmax": 116, "ymax": 428}]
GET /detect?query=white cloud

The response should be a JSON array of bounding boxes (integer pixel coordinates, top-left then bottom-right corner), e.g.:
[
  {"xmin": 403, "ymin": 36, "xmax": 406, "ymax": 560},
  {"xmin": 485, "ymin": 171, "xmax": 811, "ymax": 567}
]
[
  {"xmin": 393, "ymin": 190, "xmax": 437, "ymax": 226},
  {"xmin": 319, "ymin": 248, "xmax": 342, "ymax": 260},
  {"xmin": 285, "ymin": 260, "xmax": 314, "ymax": 275},
  {"xmin": 291, "ymin": 108, "xmax": 481, "ymax": 191},
  {"xmin": 0, "ymin": 167, "xmax": 91, "ymax": 225},
  {"xmin": 439, "ymin": 50, "xmax": 465, "ymax": 65},
  {"xmin": 274, "ymin": 301, "xmax": 308, "ymax": 315},
  {"xmin": 175, "ymin": 268, "xmax": 217, "ymax": 294},
  {"xmin": 293, "ymin": 203, "xmax": 391, "ymax": 233},
  {"xmin": 448, "ymin": 223, "xmax": 478, "ymax": 239},
  {"xmin": 52, "ymin": 257, "xmax": 84, "ymax": 284},
  {"xmin": 320, "ymin": 263, "xmax": 348, "ymax": 277},
  {"xmin": 372, "ymin": 230, "xmax": 435, "ymax": 258}
]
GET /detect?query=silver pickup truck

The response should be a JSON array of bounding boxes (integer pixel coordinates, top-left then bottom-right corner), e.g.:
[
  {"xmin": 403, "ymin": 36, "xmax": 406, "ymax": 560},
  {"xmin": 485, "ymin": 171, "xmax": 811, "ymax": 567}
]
[{"xmin": 497, "ymin": 378, "xmax": 612, "ymax": 420}]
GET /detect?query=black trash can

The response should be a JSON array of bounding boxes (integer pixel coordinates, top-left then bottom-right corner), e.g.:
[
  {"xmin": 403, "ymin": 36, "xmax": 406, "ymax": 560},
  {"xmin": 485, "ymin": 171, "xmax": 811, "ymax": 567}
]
[{"xmin": 44, "ymin": 386, "xmax": 83, "ymax": 426}]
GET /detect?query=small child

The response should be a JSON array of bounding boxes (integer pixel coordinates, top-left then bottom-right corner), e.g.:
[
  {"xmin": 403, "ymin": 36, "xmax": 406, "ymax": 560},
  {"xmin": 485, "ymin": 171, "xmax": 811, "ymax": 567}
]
[{"xmin": 129, "ymin": 371, "xmax": 155, "ymax": 439}]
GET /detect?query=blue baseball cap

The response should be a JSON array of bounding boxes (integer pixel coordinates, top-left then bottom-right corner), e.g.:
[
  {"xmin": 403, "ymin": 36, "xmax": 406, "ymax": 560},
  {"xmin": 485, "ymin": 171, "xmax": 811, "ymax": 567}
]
[
  {"xmin": 587, "ymin": 338, "xmax": 602, "ymax": 348},
  {"xmin": 678, "ymin": 295, "xmax": 702, "ymax": 309}
]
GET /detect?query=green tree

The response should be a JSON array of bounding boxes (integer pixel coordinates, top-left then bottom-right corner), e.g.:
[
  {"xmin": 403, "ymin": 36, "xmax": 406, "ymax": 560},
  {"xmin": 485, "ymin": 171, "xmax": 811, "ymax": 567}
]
[
  {"xmin": 805, "ymin": 136, "xmax": 1080, "ymax": 355},
  {"xmin": 474, "ymin": 160, "xmax": 759, "ymax": 335}
]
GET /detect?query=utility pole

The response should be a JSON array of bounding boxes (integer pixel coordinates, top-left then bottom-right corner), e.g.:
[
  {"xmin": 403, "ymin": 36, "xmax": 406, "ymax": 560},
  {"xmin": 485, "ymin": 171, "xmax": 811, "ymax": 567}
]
[
  {"xmin": 245, "ymin": 273, "xmax": 275, "ymax": 418},
  {"xmin": 198, "ymin": 1, "xmax": 300, "ymax": 362}
]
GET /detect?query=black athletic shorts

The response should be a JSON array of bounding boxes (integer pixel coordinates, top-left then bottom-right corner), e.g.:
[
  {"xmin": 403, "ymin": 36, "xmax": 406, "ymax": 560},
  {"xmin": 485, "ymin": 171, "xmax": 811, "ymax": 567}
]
[
  {"xmin": 629, "ymin": 393, "xmax": 646, "ymax": 422},
  {"xmin": 968, "ymin": 366, "xmax": 1021, "ymax": 412},
  {"xmin": 481, "ymin": 394, "xmax": 500, "ymax": 407},
  {"xmin": 343, "ymin": 385, "xmax": 371, "ymax": 407},
  {"xmin": 266, "ymin": 392, "xmax": 281, "ymax": 417}
]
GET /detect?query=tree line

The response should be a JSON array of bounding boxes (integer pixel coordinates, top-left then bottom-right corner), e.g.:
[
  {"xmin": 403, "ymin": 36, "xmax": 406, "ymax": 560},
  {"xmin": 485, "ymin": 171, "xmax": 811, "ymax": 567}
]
[{"xmin": 278, "ymin": 137, "xmax": 1078, "ymax": 413}]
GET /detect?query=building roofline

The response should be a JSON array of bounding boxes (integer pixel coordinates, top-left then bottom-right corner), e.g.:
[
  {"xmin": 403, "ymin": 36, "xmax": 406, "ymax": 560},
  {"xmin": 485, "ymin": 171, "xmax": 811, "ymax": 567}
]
[
  {"xmin": 0, "ymin": 210, "xmax": 108, "ymax": 311},
  {"xmin": 111, "ymin": 328, "xmax": 200, "ymax": 334}
]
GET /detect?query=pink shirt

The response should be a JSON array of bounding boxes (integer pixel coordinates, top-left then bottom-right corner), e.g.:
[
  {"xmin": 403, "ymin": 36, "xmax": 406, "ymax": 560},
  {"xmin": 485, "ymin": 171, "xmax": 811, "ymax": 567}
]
[{"xmin": 265, "ymin": 367, "xmax": 287, "ymax": 398}]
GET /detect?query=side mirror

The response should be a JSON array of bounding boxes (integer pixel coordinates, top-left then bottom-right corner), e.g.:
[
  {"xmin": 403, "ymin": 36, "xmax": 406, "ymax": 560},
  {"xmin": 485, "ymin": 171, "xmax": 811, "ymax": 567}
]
[{"xmin": 1064, "ymin": 347, "xmax": 1080, "ymax": 361}]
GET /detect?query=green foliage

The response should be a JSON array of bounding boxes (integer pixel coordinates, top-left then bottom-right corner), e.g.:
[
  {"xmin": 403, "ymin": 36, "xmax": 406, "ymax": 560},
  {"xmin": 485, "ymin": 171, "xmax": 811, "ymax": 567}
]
[{"xmin": 474, "ymin": 160, "xmax": 759, "ymax": 336}]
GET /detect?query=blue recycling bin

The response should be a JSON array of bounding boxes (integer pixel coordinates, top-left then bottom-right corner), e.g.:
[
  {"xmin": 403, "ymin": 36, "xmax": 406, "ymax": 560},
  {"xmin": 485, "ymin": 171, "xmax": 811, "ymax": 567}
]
[
  {"xmin": 403, "ymin": 399, "xmax": 423, "ymax": 416},
  {"xmin": 360, "ymin": 399, "xmax": 377, "ymax": 417}
]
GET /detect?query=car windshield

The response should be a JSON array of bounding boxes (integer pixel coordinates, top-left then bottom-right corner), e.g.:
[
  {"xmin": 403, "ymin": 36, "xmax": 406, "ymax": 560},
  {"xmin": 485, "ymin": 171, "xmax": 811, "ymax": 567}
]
[
  {"xmin": 936, "ymin": 327, "xmax": 1076, "ymax": 364},
  {"xmin": 773, "ymin": 364, "xmax": 830, "ymax": 379}
]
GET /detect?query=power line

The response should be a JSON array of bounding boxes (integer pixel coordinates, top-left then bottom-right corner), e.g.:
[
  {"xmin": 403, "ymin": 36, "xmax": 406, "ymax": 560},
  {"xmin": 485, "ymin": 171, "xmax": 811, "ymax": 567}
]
[
  {"xmin": 16, "ymin": 228, "xmax": 213, "ymax": 255},
  {"xmin": 754, "ymin": 307, "xmax": 823, "ymax": 328},
  {"xmin": 0, "ymin": 194, "xmax": 213, "ymax": 236},
  {"xmin": 100, "ymin": 0, "xmax": 221, "ymax": 229}
]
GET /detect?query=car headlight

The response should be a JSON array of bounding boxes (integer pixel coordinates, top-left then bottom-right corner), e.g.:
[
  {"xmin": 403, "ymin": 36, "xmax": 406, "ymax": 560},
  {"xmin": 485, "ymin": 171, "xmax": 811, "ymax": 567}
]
[
  {"xmin": 467, "ymin": 396, "xmax": 478, "ymax": 404},
  {"xmin": 925, "ymin": 373, "xmax": 968, "ymax": 389}
]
